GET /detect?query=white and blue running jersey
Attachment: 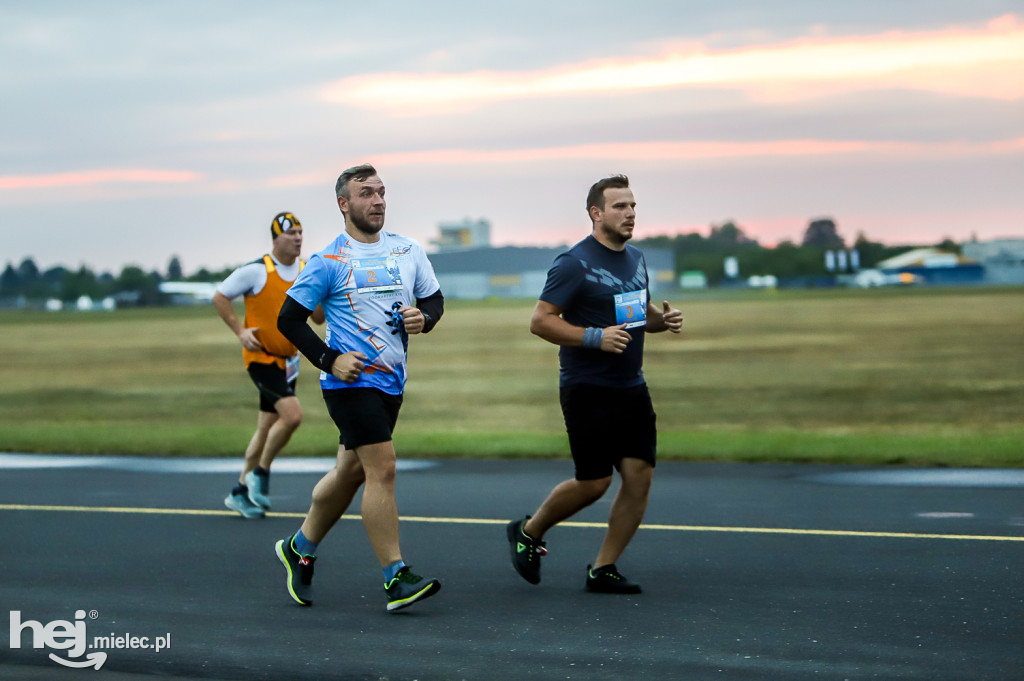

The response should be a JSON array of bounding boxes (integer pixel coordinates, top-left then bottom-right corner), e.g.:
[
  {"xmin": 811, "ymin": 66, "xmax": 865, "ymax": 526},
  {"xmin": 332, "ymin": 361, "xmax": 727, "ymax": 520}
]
[{"xmin": 286, "ymin": 230, "xmax": 440, "ymax": 395}]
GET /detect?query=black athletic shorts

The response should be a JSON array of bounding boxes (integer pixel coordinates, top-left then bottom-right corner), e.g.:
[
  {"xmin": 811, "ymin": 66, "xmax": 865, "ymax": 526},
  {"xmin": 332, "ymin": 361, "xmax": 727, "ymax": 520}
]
[
  {"xmin": 322, "ymin": 387, "xmax": 403, "ymax": 450},
  {"xmin": 247, "ymin": 362, "xmax": 297, "ymax": 413},
  {"xmin": 559, "ymin": 382, "xmax": 657, "ymax": 481}
]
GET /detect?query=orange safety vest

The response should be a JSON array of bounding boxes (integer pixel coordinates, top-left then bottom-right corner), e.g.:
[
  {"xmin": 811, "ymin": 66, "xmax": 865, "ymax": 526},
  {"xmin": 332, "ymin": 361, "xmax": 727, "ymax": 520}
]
[{"xmin": 241, "ymin": 255, "xmax": 304, "ymax": 370}]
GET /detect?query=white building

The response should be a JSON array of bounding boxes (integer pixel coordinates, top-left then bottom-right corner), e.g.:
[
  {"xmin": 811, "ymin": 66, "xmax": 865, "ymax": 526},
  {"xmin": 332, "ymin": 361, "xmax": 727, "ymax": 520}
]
[
  {"xmin": 962, "ymin": 239, "xmax": 1024, "ymax": 285},
  {"xmin": 158, "ymin": 281, "xmax": 219, "ymax": 303},
  {"xmin": 429, "ymin": 245, "xmax": 676, "ymax": 300},
  {"xmin": 430, "ymin": 219, "xmax": 491, "ymax": 252}
]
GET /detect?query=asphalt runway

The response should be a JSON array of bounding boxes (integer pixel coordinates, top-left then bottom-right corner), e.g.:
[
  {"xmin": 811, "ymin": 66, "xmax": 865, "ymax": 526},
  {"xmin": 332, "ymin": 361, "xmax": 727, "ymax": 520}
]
[{"xmin": 1, "ymin": 454, "xmax": 1022, "ymax": 681}]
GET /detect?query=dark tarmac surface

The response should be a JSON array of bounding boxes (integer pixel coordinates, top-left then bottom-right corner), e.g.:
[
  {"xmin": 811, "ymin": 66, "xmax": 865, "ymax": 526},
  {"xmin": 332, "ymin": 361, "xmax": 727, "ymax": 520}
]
[{"xmin": 1, "ymin": 454, "xmax": 1022, "ymax": 680}]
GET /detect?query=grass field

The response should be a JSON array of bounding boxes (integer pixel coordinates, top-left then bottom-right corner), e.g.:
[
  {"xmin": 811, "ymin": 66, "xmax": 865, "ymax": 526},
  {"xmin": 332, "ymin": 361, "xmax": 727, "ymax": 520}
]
[{"xmin": 1, "ymin": 287, "xmax": 1022, "ymax": 467}]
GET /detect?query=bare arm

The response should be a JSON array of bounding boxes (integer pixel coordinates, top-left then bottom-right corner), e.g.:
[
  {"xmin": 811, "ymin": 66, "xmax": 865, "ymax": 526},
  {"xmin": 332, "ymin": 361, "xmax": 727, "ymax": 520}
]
[
  {"xmin": 529, "ymin": 300, "xmax": 631, "ymax": 354},
  {"xmin": 212, "ymin": 291, "xmax": 263, "ymax": 351}
]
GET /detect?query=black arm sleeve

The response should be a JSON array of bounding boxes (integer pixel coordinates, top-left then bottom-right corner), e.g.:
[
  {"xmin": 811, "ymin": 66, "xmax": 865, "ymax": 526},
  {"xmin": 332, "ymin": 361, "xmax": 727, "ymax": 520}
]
[
  {"xmin": 416, "ymin": 289, "xmax": 444, "ymax": 333},
  {"xmin": 278, "ymin": 296, "xmax": 340, "ymax": 373}
]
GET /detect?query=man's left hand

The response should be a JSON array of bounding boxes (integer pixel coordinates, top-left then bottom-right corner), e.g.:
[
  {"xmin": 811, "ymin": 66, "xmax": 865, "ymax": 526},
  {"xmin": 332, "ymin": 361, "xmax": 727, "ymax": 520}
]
[
  {"xmin": 662, "ymin": 300, "xmax": 683, "ymax": 334},
  {"xmin": 399, "ymin": 306, "xmax": 425, "ymax": 334}
]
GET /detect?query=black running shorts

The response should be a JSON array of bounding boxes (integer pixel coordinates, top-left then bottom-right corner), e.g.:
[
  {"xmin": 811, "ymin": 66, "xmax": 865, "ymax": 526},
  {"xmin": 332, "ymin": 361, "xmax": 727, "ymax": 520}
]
[
  {"xmin": 247, "ymin": 362, "xmax": 297, "ymax": 413},
  {"xmin": 322, "ymin": 387, "xmax": 404, "ymax": 450},
  {"xmin": 559, "ymin": 383, "xmax": 657, "ymax": 481}
]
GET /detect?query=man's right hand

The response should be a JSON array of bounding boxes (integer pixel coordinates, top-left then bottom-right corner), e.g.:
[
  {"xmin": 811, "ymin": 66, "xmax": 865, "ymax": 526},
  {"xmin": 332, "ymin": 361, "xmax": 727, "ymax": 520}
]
[
  {"xmin": 331, "ymin": 351, "xmax": 368, "ymax": 383},
  {"xmin": 600, "ymin": 324, "xmax": 631, "ymax": 354},
  {"xmin": 238, "ymin": 327, "xmax": 264, "ymax": 352}
]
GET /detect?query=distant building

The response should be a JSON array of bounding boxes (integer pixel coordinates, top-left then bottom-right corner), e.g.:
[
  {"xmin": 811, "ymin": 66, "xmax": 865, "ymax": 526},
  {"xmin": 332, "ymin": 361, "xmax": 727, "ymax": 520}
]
[
  {"xmin": 679, "ymin": 271, "xmax": 708, "ymax": 289},
  {"xmin": 875, "ymin": 247, "xmax": 984, "ymax": 286},
  {"xmin": 429, "ymin": 245, "xmax": 676, "ymax": 300},
  {"xmin": 962, "ymin": 239, "xmax": 1024, "ymax": 285},
  {"xmin": 158, "ymin": 281, "xmax": 218, "ymax": 304},
  {"xmin": 431, "ymin": 219, "xmax": 491, "ymax": 252}
]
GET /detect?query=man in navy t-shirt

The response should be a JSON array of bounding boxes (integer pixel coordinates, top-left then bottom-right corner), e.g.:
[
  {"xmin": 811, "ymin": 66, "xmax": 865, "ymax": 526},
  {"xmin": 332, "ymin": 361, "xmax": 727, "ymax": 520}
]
[{"xmin": 507, "ymin": 174, "xmax": 683, "ymax": 594}]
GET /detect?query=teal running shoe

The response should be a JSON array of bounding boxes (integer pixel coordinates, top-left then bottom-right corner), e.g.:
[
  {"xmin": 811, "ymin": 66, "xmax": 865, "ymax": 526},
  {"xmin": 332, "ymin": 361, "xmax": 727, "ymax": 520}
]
[
  {"xmin": 244, "ymin": 470, "xmax": 271, "ymax": 510},
  {"xmin": 224, "ymin": 490, "xmax": 265, "ymax": 519}
]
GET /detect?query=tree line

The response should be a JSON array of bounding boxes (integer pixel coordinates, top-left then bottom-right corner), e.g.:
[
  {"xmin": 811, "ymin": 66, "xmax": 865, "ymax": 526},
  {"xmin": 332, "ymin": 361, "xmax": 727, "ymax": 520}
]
[
  {"xmin": 0, "ymin": 256, "xmax": 233, "ymax": 306},
  {"xmin": 634, "ymin": 218, "xmax": 959, "ymax": 286},
  {"xmin": 2, "ymin": 218, "xmax": 960, "ymax": 304}
]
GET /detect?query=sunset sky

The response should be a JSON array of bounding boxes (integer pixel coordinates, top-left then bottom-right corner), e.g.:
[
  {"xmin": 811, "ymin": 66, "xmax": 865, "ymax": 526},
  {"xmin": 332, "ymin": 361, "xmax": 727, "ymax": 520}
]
[{"xmin": 2, "ymin": 1, "xmax": 1022, "ymax": 273}]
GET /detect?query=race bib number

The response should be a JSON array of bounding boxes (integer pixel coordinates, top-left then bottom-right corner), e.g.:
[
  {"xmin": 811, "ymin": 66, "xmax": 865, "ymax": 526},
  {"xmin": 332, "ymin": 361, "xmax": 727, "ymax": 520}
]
[
  {"xmin": 352, "ymin": 257, "xmax": 403, "ymax": 293},
  {"xmin": 614, "ymin": 290, "xmax": 647, "ymax": 329},
  {"xmin": 286, "ymin": 354, "xmax": 300, "ymax": 383}
]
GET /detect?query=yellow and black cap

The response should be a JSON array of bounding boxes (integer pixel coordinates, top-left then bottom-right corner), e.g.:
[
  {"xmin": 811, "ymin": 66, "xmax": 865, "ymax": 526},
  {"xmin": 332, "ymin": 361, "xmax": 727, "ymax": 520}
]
[{"xmin": 271, "ymin": 212, "xmax": 301, "ymax": 237}]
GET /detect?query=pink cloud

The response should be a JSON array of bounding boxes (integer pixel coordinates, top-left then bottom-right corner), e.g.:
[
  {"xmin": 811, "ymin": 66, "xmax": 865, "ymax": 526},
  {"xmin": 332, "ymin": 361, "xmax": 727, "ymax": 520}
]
[
  {"xmin": 0, "ymin": 169, "xmax": 203, "ymax": 191},
  {"xmin": 364, "ymin": 138, "xmax": 1024, "ymax": 167},
  {"xmin": 322, "ymin": 14, "xmax": 1024, "ymax": 111}
]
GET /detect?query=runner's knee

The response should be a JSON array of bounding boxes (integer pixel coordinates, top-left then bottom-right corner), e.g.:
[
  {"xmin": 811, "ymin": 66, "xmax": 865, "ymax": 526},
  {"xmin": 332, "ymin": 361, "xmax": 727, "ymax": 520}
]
[
  {"xmin": 275, "ymin": 399, "xmax": 303, "ymax": 430},
  {"xmin": 620, "ymin": 460, "xmax": 653, "ymax": 497},
  {"xmin": 578, "ymin": 476, "xmax": 613, "ymax": 502}
]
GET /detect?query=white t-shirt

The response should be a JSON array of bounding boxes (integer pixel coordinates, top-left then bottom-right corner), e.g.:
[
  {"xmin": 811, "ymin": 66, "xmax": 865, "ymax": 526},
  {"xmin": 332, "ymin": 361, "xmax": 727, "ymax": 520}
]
[{"xmin": 216, "ymin": 255, "xmax": 302, "ymax": 300}]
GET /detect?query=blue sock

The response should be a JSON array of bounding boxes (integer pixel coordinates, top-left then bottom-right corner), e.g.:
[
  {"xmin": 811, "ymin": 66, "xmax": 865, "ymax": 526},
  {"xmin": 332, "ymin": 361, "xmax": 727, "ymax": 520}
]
[
  {"xmin": 383, "ymin": 560, "xmax": 406, "ymax": 583},
  {"xmin": 292, "ymin": 529, "xmax": 318, "ymax": 557}
]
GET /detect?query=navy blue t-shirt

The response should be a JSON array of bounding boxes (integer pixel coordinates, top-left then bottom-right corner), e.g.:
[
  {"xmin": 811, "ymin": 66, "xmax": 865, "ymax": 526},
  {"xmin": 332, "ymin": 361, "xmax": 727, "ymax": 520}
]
[{"xmin": 539, "ymin": 235, "xmax": 650, "ymax": 388}]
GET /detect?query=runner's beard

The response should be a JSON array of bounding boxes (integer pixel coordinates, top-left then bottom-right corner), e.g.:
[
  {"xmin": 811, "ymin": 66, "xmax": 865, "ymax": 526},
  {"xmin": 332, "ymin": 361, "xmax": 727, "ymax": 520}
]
[
  {"xmin": 601, "ymin": 222, "xmax": 633, "ymax": 245},
  {"xmin": 351, "ymin": 212, "xmax": 384, "ymax": 235}
]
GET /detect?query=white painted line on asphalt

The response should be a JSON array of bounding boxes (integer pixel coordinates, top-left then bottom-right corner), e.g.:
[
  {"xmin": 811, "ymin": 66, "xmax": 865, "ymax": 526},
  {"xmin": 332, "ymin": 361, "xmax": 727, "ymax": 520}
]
[
  {"xmin": 805, "ymin": 469, "xmax": 1024, "ymax": 487},
  {"xmin": 0, "ymin": 453, "xmax": 436, "ymax": 473},
  {"xmin": 916, "ymin": 512, "xmax": 975, "ymax": 518}
]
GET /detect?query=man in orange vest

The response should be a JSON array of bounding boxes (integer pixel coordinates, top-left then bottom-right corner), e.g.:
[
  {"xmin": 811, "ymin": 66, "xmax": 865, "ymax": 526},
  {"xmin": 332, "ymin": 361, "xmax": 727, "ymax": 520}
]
[{"xmin": 213, "ymin": 212, "xmax": 324, "ymax": 518}]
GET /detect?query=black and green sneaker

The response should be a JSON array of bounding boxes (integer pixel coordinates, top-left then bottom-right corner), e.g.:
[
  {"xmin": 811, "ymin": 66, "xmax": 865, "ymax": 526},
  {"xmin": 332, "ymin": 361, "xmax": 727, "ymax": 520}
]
[
  {"xmin": 585, "ymin": 564, "xmax": 642, "ymax": 594},
  {"xmin": 275, "ymin": 535, "xmax": 316, "ymax": 606},
  {"xmin": 385, "ymin": 566, "xmax": 441, "ymax": 613},
  {"xmin": 506, "ymin": 516, "xmax": 546, "ymax": 585}
]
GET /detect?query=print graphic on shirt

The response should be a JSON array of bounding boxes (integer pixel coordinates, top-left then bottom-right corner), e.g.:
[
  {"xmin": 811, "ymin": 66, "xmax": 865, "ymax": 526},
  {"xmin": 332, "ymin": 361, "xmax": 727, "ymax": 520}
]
[
  {"xmin": 323, "ymin": 240, "xmax": 355, "ymax": 265},
  {"xmin": 289, "ymin": 231, "xmax": 439, "ymax": 394},
  {"xmin": 578, "ymin": 258, "xmax": 647, "ymax": 292},
  {"xmin": 344, "ymin": 286, "xmax": 398, "ymax": 375},
  {"xmin": 362, "ymin": 331, "xmax": 396, "ymax": 375}
]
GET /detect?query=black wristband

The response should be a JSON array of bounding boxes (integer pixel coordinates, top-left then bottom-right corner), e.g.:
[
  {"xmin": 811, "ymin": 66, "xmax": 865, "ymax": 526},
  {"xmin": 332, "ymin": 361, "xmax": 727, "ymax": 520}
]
[
  {"xmin": 317, "ymin": 348, "xmax": 341, "ymax": 373},
  {"xmin": 417, "ymin": 289, "xmax": 443, "ymax": 333}
]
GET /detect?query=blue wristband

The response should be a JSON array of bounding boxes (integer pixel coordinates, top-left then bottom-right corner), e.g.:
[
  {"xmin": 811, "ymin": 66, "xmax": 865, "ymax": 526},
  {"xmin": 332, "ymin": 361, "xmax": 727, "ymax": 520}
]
[{"xmin": 582, "ymin": 327, "xmax": 604, "ymax": 349}]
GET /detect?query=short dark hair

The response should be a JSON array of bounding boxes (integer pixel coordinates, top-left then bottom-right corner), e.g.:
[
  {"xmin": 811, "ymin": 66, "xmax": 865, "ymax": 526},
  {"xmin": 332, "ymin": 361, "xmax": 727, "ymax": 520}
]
[
  {"xmin": 335, "ymin": 163, "xmax": 378, "ymax": 200},
  {"xmin": 586, "ymin": 174, "xmax": 630, "ymax": 213}
]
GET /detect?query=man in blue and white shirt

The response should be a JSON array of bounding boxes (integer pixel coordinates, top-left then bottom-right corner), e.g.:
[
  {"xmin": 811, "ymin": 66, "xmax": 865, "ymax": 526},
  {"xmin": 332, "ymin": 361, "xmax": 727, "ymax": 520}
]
[{"xmin": 273, "ymin": 164, "xmax": 445, "ymax": 613}]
